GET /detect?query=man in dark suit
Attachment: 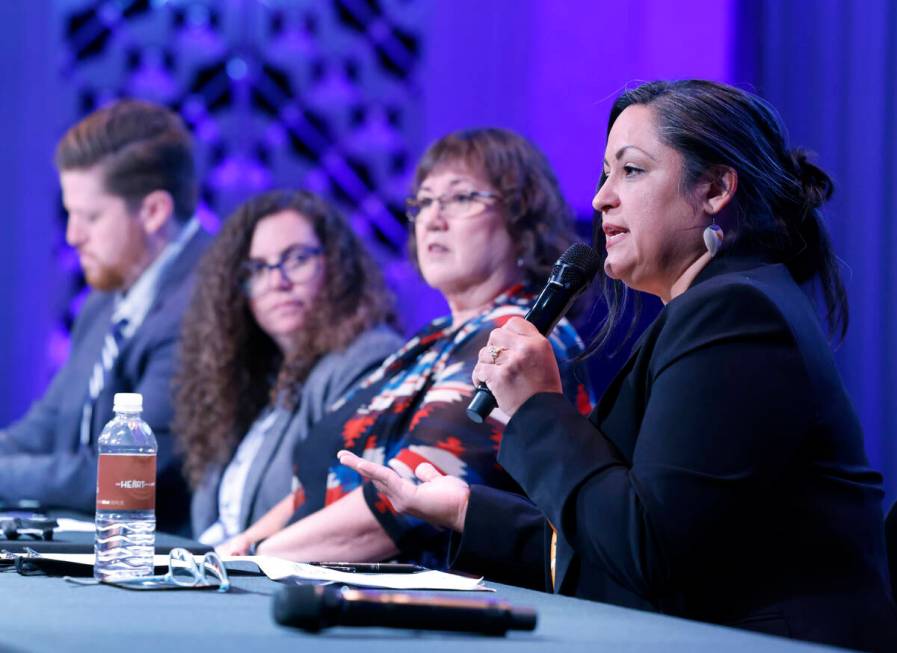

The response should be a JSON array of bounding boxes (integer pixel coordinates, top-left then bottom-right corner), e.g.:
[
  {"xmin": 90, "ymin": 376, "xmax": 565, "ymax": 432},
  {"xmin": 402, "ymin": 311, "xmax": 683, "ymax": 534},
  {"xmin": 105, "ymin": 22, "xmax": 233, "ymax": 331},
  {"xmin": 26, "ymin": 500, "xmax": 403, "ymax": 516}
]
[{"xmin": 0, "ymin": 99, "xmax": 207, "ymax": 532}]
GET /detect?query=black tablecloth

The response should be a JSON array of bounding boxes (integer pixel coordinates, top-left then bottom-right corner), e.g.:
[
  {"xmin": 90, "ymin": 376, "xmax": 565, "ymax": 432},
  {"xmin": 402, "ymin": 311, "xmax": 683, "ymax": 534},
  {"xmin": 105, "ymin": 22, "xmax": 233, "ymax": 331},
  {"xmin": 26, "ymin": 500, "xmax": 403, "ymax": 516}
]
[{"xmin": 0, "ymin": 567, "xmax": 842, "ymax": 653}]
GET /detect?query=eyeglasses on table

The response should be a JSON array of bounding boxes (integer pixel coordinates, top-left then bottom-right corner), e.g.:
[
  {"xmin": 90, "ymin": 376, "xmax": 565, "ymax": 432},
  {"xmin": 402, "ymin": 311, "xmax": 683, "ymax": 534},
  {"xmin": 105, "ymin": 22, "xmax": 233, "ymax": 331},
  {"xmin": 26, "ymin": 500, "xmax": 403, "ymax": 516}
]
[{"xmin": 61, "ymin": 547, "xmax": 231, "ymax": 592}]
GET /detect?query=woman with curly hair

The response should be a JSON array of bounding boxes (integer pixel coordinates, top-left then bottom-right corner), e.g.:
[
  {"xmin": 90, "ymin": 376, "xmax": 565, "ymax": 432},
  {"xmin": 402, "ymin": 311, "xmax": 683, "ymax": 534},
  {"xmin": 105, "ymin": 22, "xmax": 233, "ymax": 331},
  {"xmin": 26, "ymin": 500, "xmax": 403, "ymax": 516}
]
[
  {"xmin": 175, "ymin": 189, "xmax": 403, "ymax": 544},
  {"xmin": 218, "ymin": 128, "xmax": 595, "ymax": 566}
]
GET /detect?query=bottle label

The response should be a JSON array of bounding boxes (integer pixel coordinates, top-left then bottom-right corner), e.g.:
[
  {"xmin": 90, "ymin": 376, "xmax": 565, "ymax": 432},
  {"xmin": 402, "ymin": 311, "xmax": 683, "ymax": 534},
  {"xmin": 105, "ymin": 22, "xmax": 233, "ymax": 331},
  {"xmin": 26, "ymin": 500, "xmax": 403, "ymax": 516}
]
[{"xmin": 96, "ymin": 454, "xmax": 156, "ymax": 511}]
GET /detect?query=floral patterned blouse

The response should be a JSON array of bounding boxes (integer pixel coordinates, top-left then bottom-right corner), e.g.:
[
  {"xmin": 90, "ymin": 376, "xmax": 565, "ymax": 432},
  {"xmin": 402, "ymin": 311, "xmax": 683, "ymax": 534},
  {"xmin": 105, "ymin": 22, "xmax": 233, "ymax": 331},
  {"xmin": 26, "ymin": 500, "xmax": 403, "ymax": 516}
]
[{"xmin": 291, "ymin": 284, "xmax": 594, "ymax": 567}]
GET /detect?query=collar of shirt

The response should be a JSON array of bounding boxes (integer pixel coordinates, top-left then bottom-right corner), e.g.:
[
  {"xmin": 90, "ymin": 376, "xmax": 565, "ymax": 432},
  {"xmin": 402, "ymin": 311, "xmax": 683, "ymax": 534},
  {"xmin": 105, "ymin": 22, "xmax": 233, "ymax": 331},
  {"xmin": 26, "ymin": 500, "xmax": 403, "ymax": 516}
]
[{"xmin": 112, "ymin": 217, "xmax": 200, "ymax": 339}]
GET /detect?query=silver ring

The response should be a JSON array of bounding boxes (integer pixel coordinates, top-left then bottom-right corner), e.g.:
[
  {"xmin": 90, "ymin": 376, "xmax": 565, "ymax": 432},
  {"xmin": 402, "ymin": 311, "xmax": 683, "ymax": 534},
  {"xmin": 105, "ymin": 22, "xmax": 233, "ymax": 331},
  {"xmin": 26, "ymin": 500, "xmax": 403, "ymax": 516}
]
[{"xmin": 488, "ymin": 345, "xmax": 506, "ymax": 364}]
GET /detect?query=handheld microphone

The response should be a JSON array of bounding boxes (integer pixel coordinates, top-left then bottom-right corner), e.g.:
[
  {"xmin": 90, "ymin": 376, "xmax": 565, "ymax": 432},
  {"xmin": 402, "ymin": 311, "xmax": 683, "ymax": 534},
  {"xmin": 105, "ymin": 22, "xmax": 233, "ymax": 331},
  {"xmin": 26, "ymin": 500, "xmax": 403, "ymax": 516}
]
[
  {"xmin": 466, "ymin": 243, "xmax": 601, "ymax": 424},
  {"xmin": 272, "ymin": 585, "xmax": 537, "ymax": 635}
]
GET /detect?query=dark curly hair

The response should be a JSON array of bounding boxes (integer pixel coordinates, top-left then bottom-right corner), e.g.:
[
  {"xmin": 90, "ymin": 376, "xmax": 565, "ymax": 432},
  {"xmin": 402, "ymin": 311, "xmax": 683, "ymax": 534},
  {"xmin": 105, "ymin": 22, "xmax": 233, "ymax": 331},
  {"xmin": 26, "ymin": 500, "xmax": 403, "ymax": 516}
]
[
  {"xmin": 408, "ymin": 128, "xmax": 576, "ymax": 285},
  {"xmin": 175, "ymin": 189, "xmax": 397, "ymax": 488}
]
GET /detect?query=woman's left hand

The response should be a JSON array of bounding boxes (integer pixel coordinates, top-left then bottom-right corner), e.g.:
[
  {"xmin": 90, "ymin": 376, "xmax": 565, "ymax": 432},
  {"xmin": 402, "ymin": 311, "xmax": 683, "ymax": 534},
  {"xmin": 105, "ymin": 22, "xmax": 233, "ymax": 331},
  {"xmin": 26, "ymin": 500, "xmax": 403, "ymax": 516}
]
[
  {"xmin": 337, "ymin": 450, "xmax": 471, "ymax": 532},
  {"xmin": 217, "ymin": 532, "xmax": 253, "ymax": 557},
  {"xmin": 472, "ymin": 316, "xmax": 563, "ymax": 417}
]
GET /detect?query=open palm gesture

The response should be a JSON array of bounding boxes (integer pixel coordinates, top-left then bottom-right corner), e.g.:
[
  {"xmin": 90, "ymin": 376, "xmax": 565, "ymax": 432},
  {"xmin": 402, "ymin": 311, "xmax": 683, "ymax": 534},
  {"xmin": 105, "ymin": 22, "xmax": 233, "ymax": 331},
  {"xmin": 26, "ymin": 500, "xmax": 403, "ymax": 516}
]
[{"xmin": 337, "ymin": 450, "xmax": 471, "ymax": 533}]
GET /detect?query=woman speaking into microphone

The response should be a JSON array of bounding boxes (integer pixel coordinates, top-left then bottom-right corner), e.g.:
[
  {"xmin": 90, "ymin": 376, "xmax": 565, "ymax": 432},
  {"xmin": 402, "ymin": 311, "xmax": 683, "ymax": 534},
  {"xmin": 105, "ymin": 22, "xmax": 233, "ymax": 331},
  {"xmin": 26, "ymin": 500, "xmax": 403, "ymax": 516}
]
[{"xmin": 340, "ymin": 80, "xmax": 897, "ymax": 651}]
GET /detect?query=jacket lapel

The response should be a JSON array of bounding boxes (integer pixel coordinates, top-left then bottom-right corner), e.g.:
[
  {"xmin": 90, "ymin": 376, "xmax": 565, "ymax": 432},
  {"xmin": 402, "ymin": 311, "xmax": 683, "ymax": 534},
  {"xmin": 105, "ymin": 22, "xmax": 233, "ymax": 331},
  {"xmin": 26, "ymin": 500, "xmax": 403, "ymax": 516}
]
[{"xmin": 238, "ymin": 408, "xmax": 292, "ymax": 529}]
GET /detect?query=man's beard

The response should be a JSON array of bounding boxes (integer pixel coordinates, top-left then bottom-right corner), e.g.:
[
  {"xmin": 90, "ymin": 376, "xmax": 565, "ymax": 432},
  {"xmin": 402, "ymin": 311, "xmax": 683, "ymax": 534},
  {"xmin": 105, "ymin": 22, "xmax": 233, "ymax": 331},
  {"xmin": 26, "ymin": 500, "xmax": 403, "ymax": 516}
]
[
  {"xmin": 80, "ymin": 238, "xmax": 149, "ymax": 292},
  {"xmin": 84, "ymin": 264, "xmax": 127, "ymax": 292}
]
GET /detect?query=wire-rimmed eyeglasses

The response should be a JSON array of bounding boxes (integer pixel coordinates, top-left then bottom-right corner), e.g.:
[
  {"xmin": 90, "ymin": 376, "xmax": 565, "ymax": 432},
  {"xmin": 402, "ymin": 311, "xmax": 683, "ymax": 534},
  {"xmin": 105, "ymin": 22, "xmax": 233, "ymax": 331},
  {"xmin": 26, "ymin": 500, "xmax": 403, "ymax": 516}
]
[
  {"xmin": 405, "ymin": 190, "xmax": 500, "ymax": 224},
  {"xmin": 240, "ymin": 244, "xmax": 323, "ymax": 297}
]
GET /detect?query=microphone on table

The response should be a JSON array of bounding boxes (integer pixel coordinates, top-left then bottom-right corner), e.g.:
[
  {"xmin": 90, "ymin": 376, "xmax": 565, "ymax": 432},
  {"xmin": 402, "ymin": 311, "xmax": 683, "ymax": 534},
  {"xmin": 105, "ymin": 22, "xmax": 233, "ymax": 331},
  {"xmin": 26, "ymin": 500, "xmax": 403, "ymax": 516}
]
[
  {"xmin": 466, "ymin": 242, "xmax": 601, "ymax": 424},
  {"xmin": 272, "ymin": 585, "xmax": 537, "ymax": 635}
]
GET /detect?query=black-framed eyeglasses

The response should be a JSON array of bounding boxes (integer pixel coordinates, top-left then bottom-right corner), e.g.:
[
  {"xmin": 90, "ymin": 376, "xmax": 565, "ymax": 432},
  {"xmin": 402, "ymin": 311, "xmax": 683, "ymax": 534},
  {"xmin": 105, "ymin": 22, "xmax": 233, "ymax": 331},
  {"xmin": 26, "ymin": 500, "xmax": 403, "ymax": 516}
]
[
  {"xmin": 405, "ymin": 190, "xmax": 500, "ymax": 224},
  {"xmin": 240, "ymin": 244, "xmax": 323, "ymax": 297}
]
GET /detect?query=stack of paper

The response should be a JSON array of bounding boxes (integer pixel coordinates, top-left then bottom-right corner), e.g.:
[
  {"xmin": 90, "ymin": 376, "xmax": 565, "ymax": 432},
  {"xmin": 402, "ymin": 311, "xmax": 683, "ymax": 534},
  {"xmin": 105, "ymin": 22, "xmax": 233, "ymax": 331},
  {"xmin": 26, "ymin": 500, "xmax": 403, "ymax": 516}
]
[{"xmin": 225, "ymin": 556, "xmax": 489, "ymax": 591}]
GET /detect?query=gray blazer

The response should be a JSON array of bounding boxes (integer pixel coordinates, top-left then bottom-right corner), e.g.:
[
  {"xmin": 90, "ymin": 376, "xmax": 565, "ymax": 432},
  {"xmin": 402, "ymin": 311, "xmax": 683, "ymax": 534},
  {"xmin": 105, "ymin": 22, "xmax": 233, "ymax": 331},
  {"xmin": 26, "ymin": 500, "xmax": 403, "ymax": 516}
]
[
  {"xmin": 0, "ymin": 228, "xmax": 210, "ymax": 532},
  {"xmin": 190, "ymin": 325, "xmax": 403, "ymax": 539}
]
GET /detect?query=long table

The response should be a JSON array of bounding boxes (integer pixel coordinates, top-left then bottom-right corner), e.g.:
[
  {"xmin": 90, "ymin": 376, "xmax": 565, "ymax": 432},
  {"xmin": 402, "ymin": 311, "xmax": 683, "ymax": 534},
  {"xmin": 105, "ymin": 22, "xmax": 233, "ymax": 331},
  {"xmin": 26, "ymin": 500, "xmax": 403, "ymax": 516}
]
[{"xmin": 0, "ymin": 566, "xmax": 845, "ymax": 652}]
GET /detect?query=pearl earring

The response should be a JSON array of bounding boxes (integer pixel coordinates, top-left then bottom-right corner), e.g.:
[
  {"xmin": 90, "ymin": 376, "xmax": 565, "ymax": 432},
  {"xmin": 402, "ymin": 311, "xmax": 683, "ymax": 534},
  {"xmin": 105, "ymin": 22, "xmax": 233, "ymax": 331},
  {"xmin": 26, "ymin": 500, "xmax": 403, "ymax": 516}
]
[{"xmin": 703, "ymin": 220, "xmax": 724, "ymax": 258}]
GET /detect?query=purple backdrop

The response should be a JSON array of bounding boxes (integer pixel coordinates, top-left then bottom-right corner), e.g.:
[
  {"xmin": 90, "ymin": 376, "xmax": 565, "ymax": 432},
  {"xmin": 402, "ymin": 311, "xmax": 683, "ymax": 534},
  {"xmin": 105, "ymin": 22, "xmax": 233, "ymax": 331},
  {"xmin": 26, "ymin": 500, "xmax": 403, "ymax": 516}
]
[{"xmin": 0, "ymin": 0, "xmax": 893, "ymax": 503}]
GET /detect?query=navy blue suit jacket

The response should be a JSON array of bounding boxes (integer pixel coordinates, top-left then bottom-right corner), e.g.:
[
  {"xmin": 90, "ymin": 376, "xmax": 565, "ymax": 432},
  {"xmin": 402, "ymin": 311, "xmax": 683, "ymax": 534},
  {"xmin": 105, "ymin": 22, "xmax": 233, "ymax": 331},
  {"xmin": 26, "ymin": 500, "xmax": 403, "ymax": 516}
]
[
  {"xmin": 0, "ymin": 228, "xmax": 209, "ymax": 532},
  {"xmin": 454, "ymin": 254, "xmax": 897, "ymax": 652}
]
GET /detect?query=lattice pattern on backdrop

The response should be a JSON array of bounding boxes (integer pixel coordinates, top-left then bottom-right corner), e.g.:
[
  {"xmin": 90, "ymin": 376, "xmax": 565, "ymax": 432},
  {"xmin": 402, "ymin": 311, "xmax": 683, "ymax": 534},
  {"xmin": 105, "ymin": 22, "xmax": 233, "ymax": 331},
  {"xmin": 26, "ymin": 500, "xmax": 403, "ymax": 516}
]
[{"xmin": 50, "ymin": 0, "xmax": 426, "ymax": 365}]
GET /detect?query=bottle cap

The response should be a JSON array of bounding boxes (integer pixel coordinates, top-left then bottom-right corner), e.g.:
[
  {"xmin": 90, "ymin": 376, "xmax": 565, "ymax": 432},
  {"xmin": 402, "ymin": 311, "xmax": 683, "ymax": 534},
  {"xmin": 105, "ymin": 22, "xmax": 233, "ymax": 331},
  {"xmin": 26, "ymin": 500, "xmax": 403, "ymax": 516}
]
[{"xmin": 113, "ymin": 393, "xmax": 143, "ymax": 413}]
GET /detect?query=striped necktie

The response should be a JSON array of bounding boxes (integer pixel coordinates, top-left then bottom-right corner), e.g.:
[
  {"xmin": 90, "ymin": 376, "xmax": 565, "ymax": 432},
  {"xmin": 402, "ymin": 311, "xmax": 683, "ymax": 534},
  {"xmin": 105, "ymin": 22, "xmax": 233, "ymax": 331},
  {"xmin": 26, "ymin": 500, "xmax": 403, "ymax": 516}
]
[{"xmin": 80, "ymin": 317, "xmax": 129, "ymax": 445}]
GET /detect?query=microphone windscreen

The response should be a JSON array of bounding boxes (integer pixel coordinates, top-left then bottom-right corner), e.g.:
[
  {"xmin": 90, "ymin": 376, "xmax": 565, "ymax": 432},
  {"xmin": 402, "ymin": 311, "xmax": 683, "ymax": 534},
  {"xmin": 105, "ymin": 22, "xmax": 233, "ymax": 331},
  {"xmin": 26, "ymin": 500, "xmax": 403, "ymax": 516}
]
[
  {"xmin": 272, "ymin": 585, "xmax": 329, "ymax": 631},
  {"xmin": 558, "ymin": 242, "xmax": 601, "ymax": 279}
]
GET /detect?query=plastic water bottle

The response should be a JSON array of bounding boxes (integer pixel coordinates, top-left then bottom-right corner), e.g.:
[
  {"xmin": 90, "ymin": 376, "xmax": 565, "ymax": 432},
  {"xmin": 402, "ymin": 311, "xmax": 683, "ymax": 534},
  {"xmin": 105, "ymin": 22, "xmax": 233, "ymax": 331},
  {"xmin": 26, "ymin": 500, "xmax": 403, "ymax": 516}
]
[{"xmin": 94, "ymin": 392, "xmax": 157, "ymax": 580}]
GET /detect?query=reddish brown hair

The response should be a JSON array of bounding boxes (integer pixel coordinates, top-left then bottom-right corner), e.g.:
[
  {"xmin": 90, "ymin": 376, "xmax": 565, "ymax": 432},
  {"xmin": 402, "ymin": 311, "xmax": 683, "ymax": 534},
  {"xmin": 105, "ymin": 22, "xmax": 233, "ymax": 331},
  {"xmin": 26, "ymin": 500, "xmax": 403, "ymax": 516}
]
[{"xmin": 54, "ymin": 99, "xmax": 196, "ymax": 222}]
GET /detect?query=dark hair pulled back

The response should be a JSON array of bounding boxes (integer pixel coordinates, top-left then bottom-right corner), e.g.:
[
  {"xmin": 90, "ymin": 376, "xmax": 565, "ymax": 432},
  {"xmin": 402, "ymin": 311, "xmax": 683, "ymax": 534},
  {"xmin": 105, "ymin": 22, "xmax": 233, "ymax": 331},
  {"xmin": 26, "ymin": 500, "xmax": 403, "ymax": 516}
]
[{"xmin": 590, "ymin": 80, "xmax": 847, "ymax": 355}]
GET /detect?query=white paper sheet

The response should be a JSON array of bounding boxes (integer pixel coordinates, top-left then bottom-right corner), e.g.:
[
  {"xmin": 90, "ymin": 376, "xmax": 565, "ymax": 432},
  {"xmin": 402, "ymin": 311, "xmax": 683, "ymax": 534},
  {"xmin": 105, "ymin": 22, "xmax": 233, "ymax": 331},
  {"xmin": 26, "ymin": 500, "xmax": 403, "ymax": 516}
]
[
  {"xmin": 35, "ymin": 553, "xmax": 487, "ymax": 591},
  {"xmin": 224, "ymin": 555, "xmax": 489, "ymax": 591}
]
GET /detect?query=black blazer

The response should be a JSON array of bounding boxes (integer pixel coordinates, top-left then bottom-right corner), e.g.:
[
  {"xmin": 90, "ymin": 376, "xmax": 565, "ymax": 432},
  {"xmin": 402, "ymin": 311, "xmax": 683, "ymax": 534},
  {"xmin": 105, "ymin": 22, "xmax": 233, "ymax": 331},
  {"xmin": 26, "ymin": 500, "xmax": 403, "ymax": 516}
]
[{"xmin": 454, "ymin": 255, "xmax": 897, "ymax": 652}]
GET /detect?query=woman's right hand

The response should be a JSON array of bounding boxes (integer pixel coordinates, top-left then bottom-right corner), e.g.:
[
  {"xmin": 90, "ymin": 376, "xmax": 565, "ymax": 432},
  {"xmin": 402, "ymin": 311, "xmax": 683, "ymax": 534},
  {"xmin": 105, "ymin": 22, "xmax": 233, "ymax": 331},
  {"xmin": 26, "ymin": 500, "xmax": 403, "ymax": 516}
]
[{"xmin": 337, "ymin": 450, "xmax": 471, "ymax": 533}]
